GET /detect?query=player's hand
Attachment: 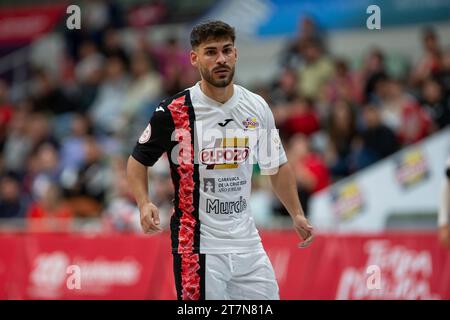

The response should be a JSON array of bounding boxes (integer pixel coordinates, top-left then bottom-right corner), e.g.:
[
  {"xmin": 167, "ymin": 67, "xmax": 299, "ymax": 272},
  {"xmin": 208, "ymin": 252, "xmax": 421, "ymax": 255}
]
[
  {"xmin": 439, "ymin": 225, "xmax": 450, "ymax": 249},
  {"xmin": 292, "ymin": 214, "xmax": 314, "ymax": 248},
  {"xmin": 139, "ymin": 202, "xmax": 162, "ymax": 234}
]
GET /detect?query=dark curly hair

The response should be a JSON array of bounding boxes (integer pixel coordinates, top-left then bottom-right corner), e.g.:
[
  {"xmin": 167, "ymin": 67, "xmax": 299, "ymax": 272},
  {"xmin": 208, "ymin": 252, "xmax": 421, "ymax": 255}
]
[{"xmin": 190, "ymin": 20, "xmax": 235, "ymax": 49}]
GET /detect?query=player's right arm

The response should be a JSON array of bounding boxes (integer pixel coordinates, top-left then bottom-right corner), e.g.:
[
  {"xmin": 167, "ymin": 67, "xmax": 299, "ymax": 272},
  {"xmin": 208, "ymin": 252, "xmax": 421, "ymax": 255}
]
[
  {"xmin": 127, "ymin": 156, "xmax": 161, "ymax": 234},
  {"xmin": 127, "ymin": 102, "xmax": 174, "ymax": 234}
]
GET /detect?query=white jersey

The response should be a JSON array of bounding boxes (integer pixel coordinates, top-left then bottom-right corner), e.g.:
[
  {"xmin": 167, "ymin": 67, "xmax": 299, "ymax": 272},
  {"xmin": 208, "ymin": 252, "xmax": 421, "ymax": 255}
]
[{"xmin": 132, "ymin": 82, "xmax": 287, "ymax": 254}]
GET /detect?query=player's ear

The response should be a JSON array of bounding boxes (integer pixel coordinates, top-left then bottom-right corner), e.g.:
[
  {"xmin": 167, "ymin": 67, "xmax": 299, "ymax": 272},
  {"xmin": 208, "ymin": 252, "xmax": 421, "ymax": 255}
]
[
  {"xmin": 190, "ymin": 49, "xmax": 198, "ymax": 67},
  {"xmin": 234, "ymin": 46, "xmax": 238, "ymax": 61}
]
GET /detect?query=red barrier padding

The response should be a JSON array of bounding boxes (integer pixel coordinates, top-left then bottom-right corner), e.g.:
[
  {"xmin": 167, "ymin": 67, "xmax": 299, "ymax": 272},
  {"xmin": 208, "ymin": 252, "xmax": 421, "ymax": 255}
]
[{"xmin": 0, "ymin": 231, "xmax": 448, "ymax": 299}]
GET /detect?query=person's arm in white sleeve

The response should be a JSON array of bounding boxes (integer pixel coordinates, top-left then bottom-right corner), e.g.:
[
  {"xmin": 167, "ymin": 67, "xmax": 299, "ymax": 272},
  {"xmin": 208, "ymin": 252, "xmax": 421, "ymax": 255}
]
[
  {"xmin": 269, "ymin": 163, "xmax": 314, "ymax": 247},
  {"xmin": 438, "ymin": 178, "xmax": 450, "ymax": 248},
  {"xmin": 257, "ymin": 99, "xmax": 313, "ymax": 248}
]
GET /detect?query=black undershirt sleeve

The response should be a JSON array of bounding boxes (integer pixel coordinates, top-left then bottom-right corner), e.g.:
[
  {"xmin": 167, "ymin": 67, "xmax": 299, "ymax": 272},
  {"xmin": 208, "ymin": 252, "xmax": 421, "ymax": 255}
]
[{"xmin": 131, "ymin": 102, "xmax": 175, "ymax": 167}]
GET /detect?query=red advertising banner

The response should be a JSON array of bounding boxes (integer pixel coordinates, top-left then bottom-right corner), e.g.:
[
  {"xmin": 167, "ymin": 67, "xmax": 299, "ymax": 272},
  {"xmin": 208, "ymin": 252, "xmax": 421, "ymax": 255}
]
[
  {"xmin": 0, "ymin": 233, "xmax": 175, "ymax": 299},
  {"xmin": 0, "ymin": 5, "xmax": 66, "ymax": 44},
  {"xmin": 262, "ymin": 231, "xmax": 450, "ymax": 299},
  {"xmin": 0, "ymin": 231, "xmax": 449, "ymax": 299}
]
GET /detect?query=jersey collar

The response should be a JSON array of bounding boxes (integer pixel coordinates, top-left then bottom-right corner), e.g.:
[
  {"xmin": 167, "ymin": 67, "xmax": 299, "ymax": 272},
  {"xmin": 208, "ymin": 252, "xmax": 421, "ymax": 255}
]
[{"xmin": 192, "ymin": 82, "xmax": 240, "ymax": 112}]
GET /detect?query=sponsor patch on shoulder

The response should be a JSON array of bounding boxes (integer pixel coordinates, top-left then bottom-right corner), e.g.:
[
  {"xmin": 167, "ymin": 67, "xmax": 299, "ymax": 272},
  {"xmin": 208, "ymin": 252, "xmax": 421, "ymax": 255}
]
[
  {"xmin": 138, "ymin": 123, "xmax": 151, "ymax": 144},
  {"xmin": 242, "ymin": 117, "xmax": 259, "ymax": 130}
]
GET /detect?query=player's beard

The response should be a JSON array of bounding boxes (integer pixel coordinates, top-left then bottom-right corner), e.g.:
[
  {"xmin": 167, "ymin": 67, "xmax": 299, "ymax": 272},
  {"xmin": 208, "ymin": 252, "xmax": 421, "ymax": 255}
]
[{"xmin": 200, "ymin": 64, "xmax": 235, "ymax": 88}]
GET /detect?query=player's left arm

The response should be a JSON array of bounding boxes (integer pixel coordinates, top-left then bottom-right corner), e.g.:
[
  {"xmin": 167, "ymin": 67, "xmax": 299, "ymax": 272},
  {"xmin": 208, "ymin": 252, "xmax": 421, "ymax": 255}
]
[
  {"xmin": 438, "ymin": 164, "xmax": 450, "ymax": 248},
  {"xmin": 269, "ymin": 163, "xmax": 314, "ymax": 248},
  {"xmin": 256, "ymin": 96, "xmax": 313, "ymax": 247}
]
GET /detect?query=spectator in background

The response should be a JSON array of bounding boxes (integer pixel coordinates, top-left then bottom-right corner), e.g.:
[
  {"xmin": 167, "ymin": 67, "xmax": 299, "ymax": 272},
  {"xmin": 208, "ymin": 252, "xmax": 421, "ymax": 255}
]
[
  {"xmin": 84, "ymin": 0, "xmax": 124, "ymax": 47},
  {"xmin": 75, "ymin": 41, "xmax": 105, "ymax": 84},
  {"xmin": 122, "ymin": 50, "xmax": 163, "ymax": 123},
  {"xmin": 281, "ymin": 16, "xmax": 326, "ymax": 70},
  {"xmin": 148, "ymin": 36, "xmax": 197, "ymax": 95},
  {"xmin": 421, "ymin": 78, "xmax": 450, "ymax": 130},
  {"xmin": 24, "ymin": 141, "xmax": 63, "ymax": 221},
  {"xmin": 30, "ymin": 142, "xmax": 62, "ymax": 188},
  {"xmin": 356, "ymin": 103, "xmax": 399, "ymax": 168},
  {"xmin": 320, "ymin": 58, "xmax": 362, "ymax": 117},
  {"xmin": 0, "ymin": 172, "xmax": 29, "ymax": 219},
  {"xmin": 4, "ymin": 111, "xmax": 58, "ymax": 177},
  {"xmin": 0, "ymin": 80, "xmax": 13, "ymax": 151},
  {"xmin": 438, "ymin": 157, "xmax": 450, "ymax": 249},
  {"xmin": 359, "ymin": 48, "xmax": 387, "ymax": 104},
  {"xmin": 273, "ymin": 134, "xmax": 330, "ymax": 217},
  {"xmin": 325, "ymin": 99, "xmax": 358, "ymax": 179},
  {"xmin": 296, "ymin": 39, "xmax": 334, "ymax": 100},
  {"xmin": 27, "ymin": 113, "xmax": 60, "ymax": 153},
  {"xmin": 74, "ymin": 40, "xmax": 105, "ymax": 113},
  {"xmin": 436, "ymin": 48, "xmax": 450, "ymax": 100},
  {"xmin": 101, "ymin": 27, "xmax": 130, "ymax": 69},
  {"xmin": 26, "ymin": 181, "xmax": 73, "ymax": 232},
  {"xmin": 2, "ymin": 102, "xmax": 32, "ymax": 173},
  {"xmin": 377, "ymin": 78, "xmax": 432, "ymax": 145},
  {"xmin": 270, "ymin": 68, "xmax": 298, "ymax": 106},
  {"xmin": 30, "ymin": 69, "xmax": 79, "ymax": 115},
  {"xmin": 89, "ymin": 55, "xmax": 129, "ymax": 135},
  {"xmin": 59, "ymin": 113, "xmax": 93, "ymax": 171},
  {"xmin": 281, "ymin": 95, "xmax": 320, "ymax": 140},
  {"xmin": 411, "ymin": 27, "xmax": 442, "ymax": 88},
  {"xmin": 63, "ymin": 137, "xmax": 109, "ymax": 217},
  {"xmin": 268, "ymin": 68, "xmax": 298, "ymax": 127}
]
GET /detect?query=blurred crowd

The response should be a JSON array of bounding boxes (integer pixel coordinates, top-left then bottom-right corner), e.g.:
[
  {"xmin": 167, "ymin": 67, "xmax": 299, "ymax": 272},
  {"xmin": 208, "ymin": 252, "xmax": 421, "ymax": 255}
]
[
  {"xmin": 257, "ymin": 19, "xmax": 450, "ymax": 219},
  {"xmin": 0, "ymin": 5, "xmax": 449, "ymax": 232}
]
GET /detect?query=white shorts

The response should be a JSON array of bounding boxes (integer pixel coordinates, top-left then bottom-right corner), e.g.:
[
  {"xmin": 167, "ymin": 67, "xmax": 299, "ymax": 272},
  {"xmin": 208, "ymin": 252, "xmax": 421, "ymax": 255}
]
[{"xmin": 173, "ymin": 249, "xmax": 279, "ymax": 300}]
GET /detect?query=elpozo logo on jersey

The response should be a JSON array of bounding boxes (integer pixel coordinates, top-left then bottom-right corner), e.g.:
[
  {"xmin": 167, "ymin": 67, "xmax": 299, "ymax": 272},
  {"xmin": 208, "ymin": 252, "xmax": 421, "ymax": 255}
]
[
  {"xmin": 199, "ymin": 137, "xmax": 249, "ymax": 169},
  {"xmin": 395, "ymin": 148, "xmax": 429, "ymax": 189}
]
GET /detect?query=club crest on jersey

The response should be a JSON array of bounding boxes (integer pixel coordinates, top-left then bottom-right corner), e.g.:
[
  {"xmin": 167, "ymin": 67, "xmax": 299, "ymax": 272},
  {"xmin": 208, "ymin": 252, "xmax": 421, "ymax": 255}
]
[
  {"xmin": 138, "ymin": 123, "xmax": 151, "ymax": 144},
  {"xmin": 242, "ymin": 117, "xmax": 259, "ymax": 130},
  {"xmin": 199, "ymin": 137, "xmax": 249, "ymax": 169}
]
